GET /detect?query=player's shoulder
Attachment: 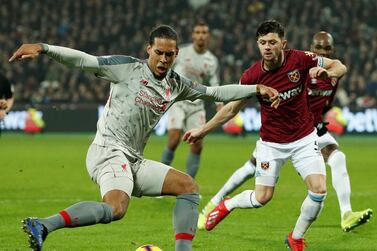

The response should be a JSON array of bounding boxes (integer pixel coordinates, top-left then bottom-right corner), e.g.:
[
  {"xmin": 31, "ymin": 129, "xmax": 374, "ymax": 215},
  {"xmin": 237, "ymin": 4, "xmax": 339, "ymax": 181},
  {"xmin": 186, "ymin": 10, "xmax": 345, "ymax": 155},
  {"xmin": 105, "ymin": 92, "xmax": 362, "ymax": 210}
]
[
  {"xmin": 178, "ymin": 43, "xmax": 192, "ymax": 51},
  {"xmin": 97, "ymin": 55, "xmax": 141, "ymax": 66},
  {"xmin": 204, "ymin": 50, "xmax": 219, "ymax": 63},
  {"xmin": 168, "ymin": 70, "xmax": 192, "ymax": 87},
  {"xmin": 287, "ymin": 49, "xmax": 317, "ymax": 59},
  {"xmin": 240, "ymin": 61, "xmax": 262, "ymax": 84}
]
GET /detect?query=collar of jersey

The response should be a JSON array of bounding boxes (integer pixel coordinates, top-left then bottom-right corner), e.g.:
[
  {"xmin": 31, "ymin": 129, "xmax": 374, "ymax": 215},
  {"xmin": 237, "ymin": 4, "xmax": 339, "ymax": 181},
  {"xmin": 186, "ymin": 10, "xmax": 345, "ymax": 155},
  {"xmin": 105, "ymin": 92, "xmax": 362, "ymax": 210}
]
[{"xmin": 143, "ymin": 61, "xmax": 171, "ymax": 85}]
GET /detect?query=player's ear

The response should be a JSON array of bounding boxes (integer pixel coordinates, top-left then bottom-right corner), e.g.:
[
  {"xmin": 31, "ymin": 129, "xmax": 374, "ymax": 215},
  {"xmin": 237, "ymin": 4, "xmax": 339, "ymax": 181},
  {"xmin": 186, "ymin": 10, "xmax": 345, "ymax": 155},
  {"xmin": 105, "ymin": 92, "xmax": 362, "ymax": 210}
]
[
  {"xmin": 282, "ymin": 39, "xmax": 287, "ymax": 49},
  {"xmin": 176, "ymin": 47, "xmax": 179, "ymax": 56},
  {"xmin": 146, "ymin": 44, "xmax": 152, "ymax": 56}
]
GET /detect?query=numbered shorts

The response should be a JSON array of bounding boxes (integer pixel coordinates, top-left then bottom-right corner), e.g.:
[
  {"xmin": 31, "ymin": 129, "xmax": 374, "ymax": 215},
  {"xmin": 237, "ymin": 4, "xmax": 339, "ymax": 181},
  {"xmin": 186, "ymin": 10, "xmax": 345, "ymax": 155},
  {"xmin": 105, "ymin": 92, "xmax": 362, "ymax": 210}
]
[
  {"xmin": 317, "ymin": 131, "xmax": 338, "ymax": 150},
  {"xmin": 86, "ymin": 144, "xmax": 171, "ymax": 198},
  {"xmin": 255, "ymin": 130, "xmax": 326, "ymax": 187},
  {"xmin": 167, "ymin": 103, "xmax": 206, "ymax": 131}
]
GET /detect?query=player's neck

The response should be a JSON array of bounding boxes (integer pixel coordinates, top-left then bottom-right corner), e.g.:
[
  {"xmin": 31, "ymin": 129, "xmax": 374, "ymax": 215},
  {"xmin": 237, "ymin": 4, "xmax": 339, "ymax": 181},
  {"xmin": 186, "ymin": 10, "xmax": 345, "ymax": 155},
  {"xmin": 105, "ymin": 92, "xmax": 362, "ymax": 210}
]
[
  {"xmin": 193, "ymin": 44, "xmax": 207, "ymax": 54},
  {"xmin": 263, "ymin": 51, "xmax": 284, "ymax": 71}
]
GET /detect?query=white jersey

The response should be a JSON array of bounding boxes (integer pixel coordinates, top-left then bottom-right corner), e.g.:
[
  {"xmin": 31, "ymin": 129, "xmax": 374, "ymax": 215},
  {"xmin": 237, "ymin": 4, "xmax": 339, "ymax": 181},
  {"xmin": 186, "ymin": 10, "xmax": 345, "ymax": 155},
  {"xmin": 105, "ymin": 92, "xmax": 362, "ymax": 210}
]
[
  {"xmin": 173, "ymin": 44, "xmax": 219, "ymax": 108},
  {"xmin": 43, "ymin": 44, "xmax": 257, "ymax": 160}
]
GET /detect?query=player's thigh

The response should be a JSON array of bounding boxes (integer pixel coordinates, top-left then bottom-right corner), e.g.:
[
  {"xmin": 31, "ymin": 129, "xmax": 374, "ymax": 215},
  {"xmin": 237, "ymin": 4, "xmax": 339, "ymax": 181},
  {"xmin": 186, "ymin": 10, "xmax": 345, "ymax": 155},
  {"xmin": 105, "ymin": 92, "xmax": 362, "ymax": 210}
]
[
  {"xmin": 167, "ymin": 104, "xmax": 185, "ymax": 130},
  {"xmin": 86, "ymin": 144, "xmax": 134, "ymax": 198},
  {"xmin": 254, "ymin": 140, "xmax": 289, "ymax": 187},
  {"xmin": 291, "ymin": 131, "xmax": 326, "ymax": 181},
  {"xmin": 185, "ymin": 109, "xmax": 206, "ymax": 131},
  {"xmin": 133, "ymin": 159, "xmax": 172, "ymax": 197},
  {"xmin": 317, "ymin": 132, "xmax": 338, "ymax": 150}
]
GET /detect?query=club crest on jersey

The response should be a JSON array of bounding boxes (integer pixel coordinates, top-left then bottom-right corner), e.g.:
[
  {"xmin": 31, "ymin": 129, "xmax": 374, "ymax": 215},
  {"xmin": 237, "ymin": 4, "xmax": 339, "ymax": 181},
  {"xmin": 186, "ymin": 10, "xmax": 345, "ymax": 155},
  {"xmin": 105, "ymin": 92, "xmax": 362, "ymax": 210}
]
[
  {"xmin": 288, "ymin": 69, "xmax": 300, "ymax": 83},
  {"xmin": 140, "ymin": 79, "xmax": 148, "ymax": 86},
  {"xmin": 261, "ymin": 161, "xmax": 270, "ymax": 170}
]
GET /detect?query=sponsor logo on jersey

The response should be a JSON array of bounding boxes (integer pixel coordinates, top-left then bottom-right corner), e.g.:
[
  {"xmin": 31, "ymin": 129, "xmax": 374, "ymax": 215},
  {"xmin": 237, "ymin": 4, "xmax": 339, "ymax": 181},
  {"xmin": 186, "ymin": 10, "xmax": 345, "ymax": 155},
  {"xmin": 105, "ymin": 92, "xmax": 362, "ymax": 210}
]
[
  {"xmin": 307, "ymin": 88, "xmax": 333, "ymax": 97},
  {"xmin": 261, "ymin": 161, "xmax": 269, "ymax": 170},
  {"xmin": 287, "ymin": 69, "xmax": 300, "ymax": 83},
  {"xmin": 279, "ymin": 85, "xmax": 302, "ymax": 100},
  {"xmin": 135, "ymin": 90, "xmax": 170, "ymax": 113}
]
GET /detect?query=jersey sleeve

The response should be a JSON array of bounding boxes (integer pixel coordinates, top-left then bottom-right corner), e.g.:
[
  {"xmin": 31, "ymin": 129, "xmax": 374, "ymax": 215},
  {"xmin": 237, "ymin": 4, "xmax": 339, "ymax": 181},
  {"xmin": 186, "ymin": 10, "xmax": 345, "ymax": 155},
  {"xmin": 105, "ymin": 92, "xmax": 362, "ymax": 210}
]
[
  {"xmin": 175, "ymin": 74, "xmax": 257, "ymax": 102},
  {"xmin": 44, "ymin": 44, "xmax": 136, "ymax": 83},
  {"xmin": 298, "ymin": 50, "xmax": 324, "ymax": 71}
]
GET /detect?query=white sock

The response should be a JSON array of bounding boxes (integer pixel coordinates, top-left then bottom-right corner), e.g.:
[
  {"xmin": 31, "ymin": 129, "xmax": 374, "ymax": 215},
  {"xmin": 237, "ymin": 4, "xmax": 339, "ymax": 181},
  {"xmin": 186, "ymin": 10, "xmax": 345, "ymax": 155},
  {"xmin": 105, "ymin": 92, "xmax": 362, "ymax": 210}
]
[
  {"xmin": 224, "ymin": 190, "xmax": 261, "ymax": 211},
  {"xmin": 211, "ymin": 160, "xmax": 256, "ymax": 205},
  {"xmin": 292, "ymin": 191, "xmax": 326, "ymax": 239},
  {"xmin": 327, "ymin": 150, "xmax": 352, "ymax": 218}
]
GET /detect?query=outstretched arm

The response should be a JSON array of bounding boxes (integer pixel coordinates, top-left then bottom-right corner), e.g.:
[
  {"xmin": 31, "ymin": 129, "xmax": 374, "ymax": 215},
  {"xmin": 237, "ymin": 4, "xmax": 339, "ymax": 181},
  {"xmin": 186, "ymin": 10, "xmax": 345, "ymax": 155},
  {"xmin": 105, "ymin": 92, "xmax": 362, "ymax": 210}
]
[
  {"xmin": 309, "ymin": 57, "xmax": 347, "ymax": 79},
  {"xmin": 9, "ymin": 43, "xmax": 100, "ymax": 72}
]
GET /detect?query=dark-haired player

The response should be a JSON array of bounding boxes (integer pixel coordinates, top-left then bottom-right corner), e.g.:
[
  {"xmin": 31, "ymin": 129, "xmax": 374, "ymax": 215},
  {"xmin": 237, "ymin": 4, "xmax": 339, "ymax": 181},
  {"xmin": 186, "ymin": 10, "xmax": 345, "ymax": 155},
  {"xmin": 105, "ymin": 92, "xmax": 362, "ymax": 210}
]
[
  {"xmin": 183, "ymin": 21, "xmax": 347, "ymax": 250},
  {"xmin": 10, "ymin": 25, "xmax": 279, "ymax": 251}
]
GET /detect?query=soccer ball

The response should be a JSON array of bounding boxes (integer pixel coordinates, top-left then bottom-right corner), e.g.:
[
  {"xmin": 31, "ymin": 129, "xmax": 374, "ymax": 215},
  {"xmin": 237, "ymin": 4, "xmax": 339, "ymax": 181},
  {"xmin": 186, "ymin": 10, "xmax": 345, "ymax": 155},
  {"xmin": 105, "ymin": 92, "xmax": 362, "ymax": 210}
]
[{"xmin": 135, "ymin": 244, "xmax": 163, "ymax": 251}]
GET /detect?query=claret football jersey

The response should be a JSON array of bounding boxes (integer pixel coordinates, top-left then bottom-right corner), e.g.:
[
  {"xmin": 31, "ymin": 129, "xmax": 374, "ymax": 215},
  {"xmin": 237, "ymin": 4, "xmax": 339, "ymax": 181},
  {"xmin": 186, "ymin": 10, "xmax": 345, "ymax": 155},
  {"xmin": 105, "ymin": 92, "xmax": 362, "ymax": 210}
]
[
  {"xmin": 240, "ymin": 49, "xmax": 323, "ymax": 143},
  {"xmin": 307, "ymin": 76, "xmax": 339, "ymax": 124}
]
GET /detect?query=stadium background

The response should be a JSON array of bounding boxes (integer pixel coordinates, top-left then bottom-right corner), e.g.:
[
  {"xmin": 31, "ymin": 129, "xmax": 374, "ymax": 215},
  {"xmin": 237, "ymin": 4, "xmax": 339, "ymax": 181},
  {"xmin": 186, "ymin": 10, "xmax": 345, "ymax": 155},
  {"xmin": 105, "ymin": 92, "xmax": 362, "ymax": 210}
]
[
  {"xmin": 1, "ymin": 0, "xmax": 377, "ymax": 133},
  {"xmin": 1, "ymin": 1, "xmax": 377, "ymax": 251}
]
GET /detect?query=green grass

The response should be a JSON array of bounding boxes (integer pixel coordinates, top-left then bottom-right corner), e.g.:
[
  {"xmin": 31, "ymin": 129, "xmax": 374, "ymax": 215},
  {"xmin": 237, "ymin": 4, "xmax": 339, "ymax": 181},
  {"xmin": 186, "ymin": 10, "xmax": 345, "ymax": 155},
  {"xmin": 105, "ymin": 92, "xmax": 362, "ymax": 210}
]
[{"xmin": 0, "ymin": 133, "xmax": 376, "ymax": 250}]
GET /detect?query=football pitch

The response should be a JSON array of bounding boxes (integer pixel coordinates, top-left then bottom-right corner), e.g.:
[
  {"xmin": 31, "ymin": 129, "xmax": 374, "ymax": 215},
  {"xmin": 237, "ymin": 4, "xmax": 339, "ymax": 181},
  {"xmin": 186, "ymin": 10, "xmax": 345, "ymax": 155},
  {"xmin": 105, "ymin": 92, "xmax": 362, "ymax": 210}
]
[{"xmin": 1, "ymin": 133, "xmax": 376, "ymax": 251}]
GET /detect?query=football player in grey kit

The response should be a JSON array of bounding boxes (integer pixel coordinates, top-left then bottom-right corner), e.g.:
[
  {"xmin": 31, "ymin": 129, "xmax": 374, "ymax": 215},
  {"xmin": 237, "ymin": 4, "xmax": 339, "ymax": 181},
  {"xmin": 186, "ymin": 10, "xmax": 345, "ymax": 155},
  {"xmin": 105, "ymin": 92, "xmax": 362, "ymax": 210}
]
[
  {"xmin": 161, "ymin": 21, "xmax": 221, "ymax": 178},
  {"xmin": 10, "ymin": 25, "xmax": 280, "ymax": 251}
]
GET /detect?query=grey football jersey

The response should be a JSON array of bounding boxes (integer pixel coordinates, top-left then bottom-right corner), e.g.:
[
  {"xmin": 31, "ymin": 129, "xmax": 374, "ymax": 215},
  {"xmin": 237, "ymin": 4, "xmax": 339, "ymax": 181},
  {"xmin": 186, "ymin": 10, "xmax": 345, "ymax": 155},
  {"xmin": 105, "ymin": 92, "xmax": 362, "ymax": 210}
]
[
  {"xmin": 174, "ymin": 44, "xmax": 219, "ymax": 108},
  {"xmin": 43, "ymin": 45, "xmax": 257, "ymax": 160}
]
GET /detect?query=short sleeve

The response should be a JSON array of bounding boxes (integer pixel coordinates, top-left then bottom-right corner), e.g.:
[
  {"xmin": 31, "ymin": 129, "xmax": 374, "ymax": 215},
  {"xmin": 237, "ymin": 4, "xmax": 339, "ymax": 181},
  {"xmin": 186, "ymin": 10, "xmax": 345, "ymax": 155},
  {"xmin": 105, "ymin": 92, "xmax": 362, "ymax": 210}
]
[{"xmin": 298, "ymin": 50, "xmax": 324, "ymax": 71}]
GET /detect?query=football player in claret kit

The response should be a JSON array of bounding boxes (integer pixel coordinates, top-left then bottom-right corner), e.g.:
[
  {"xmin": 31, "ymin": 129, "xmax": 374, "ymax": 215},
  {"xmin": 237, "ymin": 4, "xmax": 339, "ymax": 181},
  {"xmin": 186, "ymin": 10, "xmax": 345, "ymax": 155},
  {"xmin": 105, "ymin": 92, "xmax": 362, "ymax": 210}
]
[
  {"xmin": 161, "ymin": 21, "xmax": 222, "ymax": 179},
  {"xmin": 308, "ymin": 31, "xmax": 372, "ymax": 231},
  {"xmin": 183, "ymin": 20, "xmax": 347, "ymax": 251},
  {"xmin": 10, "ymin": 25, "xmax": 279, "ymax": 251},
  {"xmin": 198, "ymin": 31, "xmax": 373, "ymax": 234}
]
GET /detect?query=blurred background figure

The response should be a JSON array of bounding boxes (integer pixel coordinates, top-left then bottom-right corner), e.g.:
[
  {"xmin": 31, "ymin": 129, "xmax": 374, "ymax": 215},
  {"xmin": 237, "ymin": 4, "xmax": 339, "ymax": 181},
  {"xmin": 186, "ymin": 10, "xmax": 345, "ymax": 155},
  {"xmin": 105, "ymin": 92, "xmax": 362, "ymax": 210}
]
[
  {"xmin": 0, "ymin": 72, "xmax": 14, "ymax": 120},
  {"xmin": 161, "ymin": 21, "xmax": 221, "ymax": 178}
]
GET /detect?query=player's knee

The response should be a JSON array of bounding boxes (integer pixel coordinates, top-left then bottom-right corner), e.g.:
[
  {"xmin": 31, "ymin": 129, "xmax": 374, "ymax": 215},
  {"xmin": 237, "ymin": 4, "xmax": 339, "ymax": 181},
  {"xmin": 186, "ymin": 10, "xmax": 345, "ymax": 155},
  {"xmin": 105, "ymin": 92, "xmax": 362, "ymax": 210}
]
[
  {"xmin": 180, "ymin": 175, "xmax": 199, "ymax": 194},
  {"xmin": 310, "ymin": 184, "xmax": 327, "ymax": 194},
  {"xmin": 255, "ymin": 192, "xmax": 273, "ymax": 205},
  {"xmin": 103, "ymin": 192, "xmax": 129, "ymax": 221},
  {"xmin": 112, "ymin": 204, "xmax": 127, "ymax": 220}
]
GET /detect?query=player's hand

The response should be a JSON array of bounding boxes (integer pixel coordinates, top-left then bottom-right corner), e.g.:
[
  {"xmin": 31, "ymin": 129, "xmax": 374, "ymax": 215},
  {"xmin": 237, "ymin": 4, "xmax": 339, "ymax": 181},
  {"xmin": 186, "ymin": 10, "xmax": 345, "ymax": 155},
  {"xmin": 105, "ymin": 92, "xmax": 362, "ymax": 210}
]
[
  {"xmin": 309, "ymin": 67, "xmax": 329, "ymax": 79},
  {"xmin": 256, "ymin": 84, "xmax": 280, "ymax": 109},
  {"xmin": 183, "ymin": 128, "xmax": 205, "ymax": 144},
  {"xmin": 0, "ymin": 99, "xmax": 7, "ymax": 110},
  {"xmin": 9, "ymin": 44, "xmax": 43, "ymax": 62},
  {"xmin": 0, "ymin": 110, "xmax": 6, "ymax": 120}
]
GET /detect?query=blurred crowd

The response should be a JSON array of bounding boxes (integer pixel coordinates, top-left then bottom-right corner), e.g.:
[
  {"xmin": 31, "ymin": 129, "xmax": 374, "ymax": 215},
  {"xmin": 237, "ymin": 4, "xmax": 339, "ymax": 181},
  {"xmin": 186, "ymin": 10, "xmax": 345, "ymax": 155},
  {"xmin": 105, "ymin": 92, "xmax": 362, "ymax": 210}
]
[{"xmin": 1, "ymin": 0, "xmax": 376, "ymax": 108}]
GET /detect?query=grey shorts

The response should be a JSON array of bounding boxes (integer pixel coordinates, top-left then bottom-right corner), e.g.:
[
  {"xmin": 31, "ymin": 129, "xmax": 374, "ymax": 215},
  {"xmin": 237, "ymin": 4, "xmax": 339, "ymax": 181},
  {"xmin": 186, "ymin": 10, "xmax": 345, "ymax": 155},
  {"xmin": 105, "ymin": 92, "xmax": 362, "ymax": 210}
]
[
  {"xmin": 167, "ymin": 102, "xmax": 206, "ymax": 131},
  {"xmin": 86, "ymin": 144, "xmax": 171, "ymax": 198}
]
